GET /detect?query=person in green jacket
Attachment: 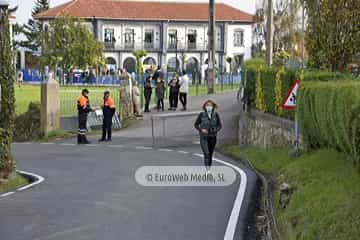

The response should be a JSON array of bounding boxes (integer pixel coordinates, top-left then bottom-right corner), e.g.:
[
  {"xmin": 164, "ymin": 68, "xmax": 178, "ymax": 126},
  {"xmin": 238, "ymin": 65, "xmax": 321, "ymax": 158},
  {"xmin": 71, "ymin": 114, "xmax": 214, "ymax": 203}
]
[{"xmin": 194, "ymin": 100, "xmax": 222, "ymax": 173}]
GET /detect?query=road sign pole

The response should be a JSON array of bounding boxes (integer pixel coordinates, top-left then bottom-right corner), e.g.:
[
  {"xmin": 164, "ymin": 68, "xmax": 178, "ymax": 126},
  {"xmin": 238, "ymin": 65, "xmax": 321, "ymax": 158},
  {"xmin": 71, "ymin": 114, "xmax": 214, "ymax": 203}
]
[{"xmin": 294, "ymin": 112, "xmax": 299, "ymax": 152}]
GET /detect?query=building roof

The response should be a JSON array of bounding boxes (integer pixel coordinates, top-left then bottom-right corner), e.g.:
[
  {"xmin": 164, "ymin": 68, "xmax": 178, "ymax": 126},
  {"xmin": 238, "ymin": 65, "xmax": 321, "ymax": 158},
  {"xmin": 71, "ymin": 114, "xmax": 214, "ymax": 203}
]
[{"xmin": 35, "ymin": 0, "xmax": 254, "ymax": 22}]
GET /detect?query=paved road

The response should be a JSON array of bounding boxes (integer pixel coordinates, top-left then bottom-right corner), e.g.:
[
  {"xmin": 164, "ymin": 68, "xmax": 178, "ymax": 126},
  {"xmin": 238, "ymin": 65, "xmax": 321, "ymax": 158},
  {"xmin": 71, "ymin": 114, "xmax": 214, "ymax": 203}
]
[{"xmin": 0, "ymin": 91, "xmax": 258, "ymax": 240}]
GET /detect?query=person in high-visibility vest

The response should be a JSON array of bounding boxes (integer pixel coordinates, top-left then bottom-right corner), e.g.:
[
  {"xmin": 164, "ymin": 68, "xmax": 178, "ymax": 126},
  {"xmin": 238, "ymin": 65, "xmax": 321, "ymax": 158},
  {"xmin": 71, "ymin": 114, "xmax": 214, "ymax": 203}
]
[
  {"xmin": 77, "ymin": 89, "xmax": 93, "ymax": 144},
  {"xmin": 99, "ymin": 91, "xmax": 116, "ymax": 142}
]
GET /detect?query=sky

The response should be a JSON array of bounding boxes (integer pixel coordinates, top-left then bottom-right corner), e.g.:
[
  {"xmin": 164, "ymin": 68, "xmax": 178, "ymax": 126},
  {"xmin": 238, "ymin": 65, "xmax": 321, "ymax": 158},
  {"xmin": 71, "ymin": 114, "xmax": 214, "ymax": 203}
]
[{"xmin": 11, "ymin": 0, "xmax": 256, "ymax": 24}]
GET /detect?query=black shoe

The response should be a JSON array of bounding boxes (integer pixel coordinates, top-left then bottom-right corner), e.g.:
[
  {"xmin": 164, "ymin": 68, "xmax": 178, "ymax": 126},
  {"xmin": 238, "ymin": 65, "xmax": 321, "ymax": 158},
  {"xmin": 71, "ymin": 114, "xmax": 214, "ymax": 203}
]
[
  {"xmin": 168, "ymin": 108, "xmax": 173, "ymax": 111},
  {"xmin": 98, "ymin": 138, "xmax": 106, "ymax": 142}
]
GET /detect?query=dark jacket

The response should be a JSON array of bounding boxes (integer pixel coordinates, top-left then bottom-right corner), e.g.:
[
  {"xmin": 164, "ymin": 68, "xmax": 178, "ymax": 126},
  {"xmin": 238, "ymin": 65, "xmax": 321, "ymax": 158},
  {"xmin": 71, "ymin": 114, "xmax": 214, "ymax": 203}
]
[
  {"xmin": 168, "ymin": 78, "xmax": 180, "ymax": 94},
  {"xmin": 156, "ymin": 80, "xmax": 165, "ymax": 99},
  {"xmin": 194, "ymin": 111, "xmax": 222, "ymax": 137},
  {"xmin": 144, "ymin": 80, "xmax": 152, "ymax": 97}
]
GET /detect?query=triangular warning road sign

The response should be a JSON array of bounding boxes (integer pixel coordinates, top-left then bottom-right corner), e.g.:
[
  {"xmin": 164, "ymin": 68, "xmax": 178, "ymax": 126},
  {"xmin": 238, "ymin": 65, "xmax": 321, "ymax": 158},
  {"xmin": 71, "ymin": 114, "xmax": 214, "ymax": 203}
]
[{"xmin": 281, "ymin": 80, "xmax": 299, "ymax": 109}]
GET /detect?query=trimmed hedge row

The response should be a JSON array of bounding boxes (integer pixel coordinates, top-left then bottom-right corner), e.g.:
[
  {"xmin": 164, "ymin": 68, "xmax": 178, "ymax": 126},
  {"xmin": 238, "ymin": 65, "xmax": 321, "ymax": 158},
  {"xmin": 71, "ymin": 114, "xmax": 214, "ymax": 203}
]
[
  {"xmin": 243, "ymin": 66, "xmax": 297, "ymax": 119},
  {"xmin": 297, "ymin": 81, "xmax": 360, "ymax": 164},
  {"xmin": 242, "ymin": 61, "xmax": 353, "ymax": 120}
]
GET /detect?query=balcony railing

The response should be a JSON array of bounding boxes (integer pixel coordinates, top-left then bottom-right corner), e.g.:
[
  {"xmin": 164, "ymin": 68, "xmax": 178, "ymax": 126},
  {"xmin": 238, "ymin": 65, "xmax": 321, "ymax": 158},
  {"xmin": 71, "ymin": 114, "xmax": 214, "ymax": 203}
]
[
  {"xmin": 167, "ymin": 42, "xmax": 223, "ymax": 51},
  {"xmin": 104, "ymin": 41, "xmax": 161, "ymax": 51},
  {"xmin": 103, "ymin": 41, "xmax": 223, "ymax": 51}
]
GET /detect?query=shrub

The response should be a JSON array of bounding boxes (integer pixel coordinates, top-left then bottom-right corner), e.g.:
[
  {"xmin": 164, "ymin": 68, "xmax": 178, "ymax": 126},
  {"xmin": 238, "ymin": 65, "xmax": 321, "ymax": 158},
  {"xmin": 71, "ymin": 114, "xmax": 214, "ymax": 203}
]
[
  {"xmin": 297, "ymin": 81, "xmax": 360, "ymax": 165},
  {"xmin": 242, "ymin": 57, "xmax": 266, "ymax": 72},
  {"xmin": 255, "ymin": 67, "xmax": 266, "ymax": 112},
  {"xmin": 242, "ymin": 60, "xmax": 353, "ymax": 120},
  {"xmin": 13, "ymin": 102, "xmax": 41, "ymax": 142}
]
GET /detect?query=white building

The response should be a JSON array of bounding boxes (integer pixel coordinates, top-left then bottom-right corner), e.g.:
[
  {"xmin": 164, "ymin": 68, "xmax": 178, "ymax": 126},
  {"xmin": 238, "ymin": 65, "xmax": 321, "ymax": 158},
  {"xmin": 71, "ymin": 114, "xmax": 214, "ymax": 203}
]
[{"xmin": 36, "ymin": 0, "xmax": 254, "ymax": 76}]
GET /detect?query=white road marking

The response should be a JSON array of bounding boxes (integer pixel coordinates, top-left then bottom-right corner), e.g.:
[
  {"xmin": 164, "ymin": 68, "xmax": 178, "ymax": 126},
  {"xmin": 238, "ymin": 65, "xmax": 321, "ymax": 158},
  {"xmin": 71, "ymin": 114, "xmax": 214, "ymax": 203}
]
[
  {"xmin": 135, "ymin": 146, "xmax": 153, "ymax": 150},
  {"xmin": 1, "ymin": 192, "xmax": 15, "ymax": 197},
  {"xmin": 17, "ymin": 170, "xmax": 45, "ymax": 192},
  {"xmin": 40, "ymin": 142, "xmax": 55, "ymax": 145},
  {"xmin": 13, "ymin": 142, "xmax": 32, "ymax": 145},
  {"xmin": 193, "ymin": 152, "xmax": 247, "ymax": 240},
  {"xmin": 59, "ymin": 143, "xmax": 76, "ymax": 146},
  {"xmin": 158, "ymin": 148, "xmax": 173, "ymax": 152},
  {"xmin": 85, "ymin": 144, "xmax": 99, "ymax": 147},
  {"xmin": 178, "ymin": 151, "xmax": 189, "ymax": 154},
  {"xmin": 1, "ymin": 170, "xmax": 45, "ymax": 199},
  {"xmin": 194, "ymin": 153, "xmax": 203, "ymax": 158},
  {"xmin": 107, "ymin": 145, "xmax": 124, "ymax": 148}
]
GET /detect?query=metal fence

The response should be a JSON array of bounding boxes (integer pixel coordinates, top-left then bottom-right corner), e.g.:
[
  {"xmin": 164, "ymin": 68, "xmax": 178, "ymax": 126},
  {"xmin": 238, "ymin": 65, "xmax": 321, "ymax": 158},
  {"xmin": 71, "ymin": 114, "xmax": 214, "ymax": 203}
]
[
  {"xmin": 151, "ymin": 111, "xmax": 201, "ymax": 147},
  {"xmin": 60, "ymin": 86, "xmax": 120, "ymax": 117}
]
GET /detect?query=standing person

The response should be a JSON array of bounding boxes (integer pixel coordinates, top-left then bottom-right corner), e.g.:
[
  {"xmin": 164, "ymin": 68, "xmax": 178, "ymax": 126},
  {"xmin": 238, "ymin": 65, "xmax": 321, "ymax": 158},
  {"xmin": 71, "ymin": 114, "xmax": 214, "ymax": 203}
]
[
  {"xmin": 144, "ymin": 75, "xmax": 153, "ymax": 113},
  {"xmin": 99, "ymin": 91, "xmax": 116, "ymax": 142},
  {"xmin": 155, "ymin": 77, "xmax": 165, "ymax": 112},
  {"xmin": 168, "ymin": 73, "xmax": 180, "ymax": 111},
  {"xmin": 132, "ymin": 81, "xmax": 142, "ymax": 117},
  {"xmin": 179, "ymin": 70, "xmax": 189, "ymax": 111},
  {"xmin": 194, "ymin": 100, "xmax": 222, "ymax": 173},
  {"xmin": 153, "ymin": 65, "xmax": 164, "ymax": 83},
  {"xmin": 77, "ymin": 89, "xmax": 93, "ymax": 144}
]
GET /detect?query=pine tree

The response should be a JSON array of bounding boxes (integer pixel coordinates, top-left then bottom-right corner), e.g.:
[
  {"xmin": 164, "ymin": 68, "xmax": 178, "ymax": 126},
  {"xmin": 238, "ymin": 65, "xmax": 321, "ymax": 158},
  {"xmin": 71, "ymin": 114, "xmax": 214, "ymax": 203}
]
[{"xmin": 19, "ymin": 0, "xmax": 49, "ymax": 52}]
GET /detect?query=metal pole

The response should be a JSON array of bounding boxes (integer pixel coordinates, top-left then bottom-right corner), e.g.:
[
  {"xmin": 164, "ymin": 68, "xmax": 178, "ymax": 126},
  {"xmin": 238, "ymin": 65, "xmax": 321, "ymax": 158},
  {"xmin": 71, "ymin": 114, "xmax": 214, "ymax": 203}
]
[
  {"xmin": 301, "ymin": 5, "xmax": 305, "ymax": 68},
  {"xmin": 207, "ymin": 0, "xmax": 216, "ymax": 94},
  {"xmin": 294, "ymin": 113, "xmax": 300, "ymax": 153},
  {"xmin": 175, "ymin": 32, "xmax": 178, "ymax": 74},
  {"xmin": 266, "ymin": 0, "xmax": 273, "ymax": 66}
]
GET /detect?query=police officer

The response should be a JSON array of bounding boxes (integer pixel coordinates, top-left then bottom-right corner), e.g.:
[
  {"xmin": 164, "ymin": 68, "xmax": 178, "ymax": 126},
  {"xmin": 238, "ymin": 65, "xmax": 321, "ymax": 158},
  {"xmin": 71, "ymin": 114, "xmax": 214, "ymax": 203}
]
[
  {"xmin": 194, "ymin": 100, "xmax": 222, "ymax": 173},
  {"xmin": 99, "ymin": 91, "xmax": 116, "ymax": 142},
  {"xmin": 77, "ymin": 89, "xmax": 93, "ymax": 144}
]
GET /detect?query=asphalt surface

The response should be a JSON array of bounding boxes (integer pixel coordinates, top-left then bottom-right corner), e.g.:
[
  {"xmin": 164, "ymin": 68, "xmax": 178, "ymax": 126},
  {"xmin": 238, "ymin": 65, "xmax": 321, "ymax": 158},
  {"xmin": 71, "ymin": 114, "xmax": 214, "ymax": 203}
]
[{"xmin": 0, "ymin": 91, "xmax": 259, "ymax": 240}]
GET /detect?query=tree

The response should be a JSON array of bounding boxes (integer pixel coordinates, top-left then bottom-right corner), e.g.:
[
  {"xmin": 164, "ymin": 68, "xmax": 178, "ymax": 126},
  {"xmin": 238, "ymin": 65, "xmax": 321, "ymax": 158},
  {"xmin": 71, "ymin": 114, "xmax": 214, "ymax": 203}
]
[
  {"xmin": 302, "ymin": 0, "xmax": 360, "ymax": 71},
  {"xmin": 42, "ymin": 15, "xmax": 104, "ymax": 71},
  {"xmin": 132, "ymin": 50, "xmax": 147, "ymax": 74},
  {"xmin": 18, "ymin": 0, "xmax": 49, "ymax": 52},
  {"xmin": 0, "ymin": 6, "xmax": 17, "ymax": 179},
  {"xmin": 254, "ymin": 0, "xmax": 304, "ymax": 62}
]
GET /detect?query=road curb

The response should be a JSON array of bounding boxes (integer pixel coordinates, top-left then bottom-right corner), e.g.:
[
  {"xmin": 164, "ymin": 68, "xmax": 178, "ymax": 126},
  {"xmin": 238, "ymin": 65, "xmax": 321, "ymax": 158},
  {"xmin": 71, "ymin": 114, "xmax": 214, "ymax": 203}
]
[{"xmin": 0, "ymin": 170, "xmax": 45, "ymax": 198}]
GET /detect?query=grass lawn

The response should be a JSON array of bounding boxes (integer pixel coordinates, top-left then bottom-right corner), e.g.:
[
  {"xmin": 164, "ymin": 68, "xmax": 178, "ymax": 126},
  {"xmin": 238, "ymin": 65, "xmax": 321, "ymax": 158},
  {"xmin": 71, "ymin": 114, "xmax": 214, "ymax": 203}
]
[
  {"xmin": 0, "ymin": 173, "xmax": 29, "ymax": 194},
  {"xmin": 218, "ymin": 145, "xmax": 360, "ymax": 240},
  {"xmin": 15, "ymin": 83, "xmax": 239, "ymax": 115}
]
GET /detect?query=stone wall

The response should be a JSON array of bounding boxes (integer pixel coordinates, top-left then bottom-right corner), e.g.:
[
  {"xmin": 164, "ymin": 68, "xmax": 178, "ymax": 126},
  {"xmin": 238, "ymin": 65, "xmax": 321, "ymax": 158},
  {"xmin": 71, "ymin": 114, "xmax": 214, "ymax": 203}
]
[{"xmin": 239, "ymin": 109, "xmax": 297, "ymax": 149}]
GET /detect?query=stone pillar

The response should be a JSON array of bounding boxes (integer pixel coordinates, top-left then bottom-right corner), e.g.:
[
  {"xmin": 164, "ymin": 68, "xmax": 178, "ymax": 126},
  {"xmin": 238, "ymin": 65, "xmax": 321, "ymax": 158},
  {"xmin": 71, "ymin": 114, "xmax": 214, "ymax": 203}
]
[
  {"xmin": 40, "ymin": 73, "xmax": 60, "ymax": 136},
  {"xmin": 119, "ymin": 72, "xmax": 134, "ymax": 120}
]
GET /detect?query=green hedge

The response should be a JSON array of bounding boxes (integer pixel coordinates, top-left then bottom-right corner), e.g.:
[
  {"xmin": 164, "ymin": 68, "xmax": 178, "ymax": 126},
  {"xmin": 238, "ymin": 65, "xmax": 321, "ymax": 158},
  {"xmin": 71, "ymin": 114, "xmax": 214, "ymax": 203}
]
[
  {"xmin": 241, "ymin": 58, "xmax": 354, "ymax": 119},
  {"xmin": 297, "ymin": 81, "xmax": 360, "ymax": 164},
  {"xmin": 242, "ymin": 65, "xmax": 297, "ymax": 119},
  {"xmin": 13, "ymin": 102, "xmax": 41, "ymax": 142}
]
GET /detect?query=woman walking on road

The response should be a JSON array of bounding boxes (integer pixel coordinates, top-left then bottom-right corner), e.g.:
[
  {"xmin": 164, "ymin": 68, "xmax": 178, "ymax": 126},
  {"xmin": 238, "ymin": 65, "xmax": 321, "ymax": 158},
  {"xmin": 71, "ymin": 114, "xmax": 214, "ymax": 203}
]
[
  {"xmin": 194, "ymin": 100, "xmax": 222, "ymax": 173},
  {"xmin": 144, "ymin": 75, "xmax": 153, "ymax": 113}
]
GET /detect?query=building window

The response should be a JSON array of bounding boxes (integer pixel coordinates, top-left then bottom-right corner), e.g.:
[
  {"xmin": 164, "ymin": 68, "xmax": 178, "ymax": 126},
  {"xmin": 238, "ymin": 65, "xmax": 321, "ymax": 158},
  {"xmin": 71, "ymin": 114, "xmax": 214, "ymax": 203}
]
[
  {"xmin": 104, "ymin": 28, "xmax": 115, "ymax": 43},
  {"xmin": 168, "ymin": 29, "xmax": 177, "ymax": 49},
  {"xmin": 188, "ymin": 29, "xmax": 197, "ymax": 49},
  {"xmin": 144, "ymin": 29, "xmax": 154, "ymax": 49},
  {"xmin": 125, "ymin": 29, "xmax": 135, "ymax": 48},
  {"xmin": 234, "ymin": 29, "xmax": 244, "ymax": 47}
]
